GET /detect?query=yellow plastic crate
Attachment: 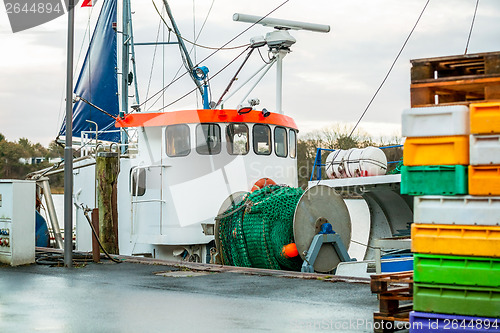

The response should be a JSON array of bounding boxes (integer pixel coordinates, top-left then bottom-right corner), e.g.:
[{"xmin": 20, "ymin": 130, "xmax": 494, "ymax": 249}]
[
  {"xmin": 470, "ymin": 102, "xmax": 500, "ymax": 134},
  {"xmin": 411, "ymin": 224, "xmax": 500, "ymax": 257},
  {"xmin": 469, "ymin": 165, "xmax": 500, "ymax": 195},
  {"xmin": 403, "ymin": 136, "xmax": 469, "ymax": 166}
]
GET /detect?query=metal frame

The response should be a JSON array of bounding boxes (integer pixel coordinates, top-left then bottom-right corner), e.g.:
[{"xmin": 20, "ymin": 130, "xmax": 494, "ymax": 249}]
[{"xmin": 301, "ymin": 233, "xmax": 352, "ymax": 273}]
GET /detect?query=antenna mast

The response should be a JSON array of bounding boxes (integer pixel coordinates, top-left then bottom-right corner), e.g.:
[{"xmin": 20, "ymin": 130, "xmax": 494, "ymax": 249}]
[{"xmin": 233, "ymin": 13, "xmax": 330, "ymax": 114}]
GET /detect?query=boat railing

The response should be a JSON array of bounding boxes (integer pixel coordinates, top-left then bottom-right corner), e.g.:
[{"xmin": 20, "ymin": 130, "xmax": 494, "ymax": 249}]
[
  {"xmin": 309, "ymin": 145, "xmax": 403, "ymax": 181},
  {"xmin": 80, "ymin": 130, "xmax": 138, "ymax": 157}
]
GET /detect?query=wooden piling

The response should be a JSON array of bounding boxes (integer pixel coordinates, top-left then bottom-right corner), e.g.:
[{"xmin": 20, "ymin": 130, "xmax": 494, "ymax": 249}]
[
  {"xmin": 91, "ymin": 208, "xmax": 100, "ymax": 263},
  {"xmin": 96, "ymin": 152, "xmax": 119, "ymax": 254}
]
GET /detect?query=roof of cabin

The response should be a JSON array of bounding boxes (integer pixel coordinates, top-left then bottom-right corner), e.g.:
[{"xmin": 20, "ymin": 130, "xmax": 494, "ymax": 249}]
[{"xmin": 115, "ymin": 109, "xmax": 298, "ymax": 130}]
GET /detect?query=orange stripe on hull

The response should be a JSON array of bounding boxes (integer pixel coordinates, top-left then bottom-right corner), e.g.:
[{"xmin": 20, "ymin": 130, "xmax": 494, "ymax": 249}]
[{"xmin": 115, "ymin": 109, "xmax": 298, "ymax": 130}]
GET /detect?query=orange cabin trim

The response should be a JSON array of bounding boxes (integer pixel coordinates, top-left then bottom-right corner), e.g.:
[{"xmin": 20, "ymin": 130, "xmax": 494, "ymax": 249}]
[{"xmin": 115, "ymin": 109, "xmax": 298, "ymax": 130}]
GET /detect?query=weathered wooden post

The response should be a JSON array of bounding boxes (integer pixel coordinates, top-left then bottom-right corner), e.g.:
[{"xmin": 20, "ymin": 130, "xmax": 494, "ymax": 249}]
[
  {"xmin": 91, "ymin": 208, "xmax": 100, "ymax": 263},
  {"xmin": 96, "ymin": 152, "xmax": 119, "ymax": 254}
]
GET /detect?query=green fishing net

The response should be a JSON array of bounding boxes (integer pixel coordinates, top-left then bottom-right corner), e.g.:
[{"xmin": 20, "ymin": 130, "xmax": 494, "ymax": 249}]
[{"xmin": 217, "ymin": 185, "xmax": 304, "ymax": 271}]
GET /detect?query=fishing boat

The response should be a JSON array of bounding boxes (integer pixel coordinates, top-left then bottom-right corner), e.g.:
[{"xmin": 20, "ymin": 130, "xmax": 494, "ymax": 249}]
[{"xmin": 46, "ymin": 0, "xmax": 340, "ymax": 263}]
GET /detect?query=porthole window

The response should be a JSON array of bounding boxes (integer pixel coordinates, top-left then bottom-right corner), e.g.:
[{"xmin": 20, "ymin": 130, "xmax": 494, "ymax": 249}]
[
  {"xmin": 226, "ymin": 123, "xmax": 249, "ymax": 155},
  {"xmin": 196, "ymin": 124, "xmax": 221, "ymax": 155},
  {"xmin": 274, "ymin": 126, "xmax": 288, "ymax": 158},
  {"xmin": 289, "ymin": 129, "xmax": 297, "ymax": 159},
  {"xmin": 253, "ymin": 124, "xmax": 271, "ymax": 155},
  {"xmin": 165, "ymin": 124, "xmax": 191, "ymax": 157},
  {"xmin": 131, "ymin": 168, "xmax": 146, "ymax": 196}
]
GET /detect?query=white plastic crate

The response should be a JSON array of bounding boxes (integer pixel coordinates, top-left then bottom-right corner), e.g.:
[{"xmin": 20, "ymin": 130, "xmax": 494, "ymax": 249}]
[
  {"xmin": 470, "ymin": 134, "xmax": 500, "ymax": 165},
  {"xmin": 414, "ymin": 195, "xmax": 500, "ymax": 226},
  {"xmin": 402, "ymin": 105, "xmax": 469, "ymax": 137}
]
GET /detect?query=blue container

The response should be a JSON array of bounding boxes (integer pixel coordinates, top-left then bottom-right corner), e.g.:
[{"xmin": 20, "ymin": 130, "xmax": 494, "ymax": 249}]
[
  {"xmin": 410, "ymin": 311, "xmax": 500, "ymax": 332},
  {"xmin": 381, "ymin": 256, "xmax": 413, "ymax": 273}
]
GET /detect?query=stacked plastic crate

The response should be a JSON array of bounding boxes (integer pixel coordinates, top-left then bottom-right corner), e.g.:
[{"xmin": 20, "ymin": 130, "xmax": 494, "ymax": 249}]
[{"xmin": 401, "ymin": 107, "xmax": 500, "ymax": 330}]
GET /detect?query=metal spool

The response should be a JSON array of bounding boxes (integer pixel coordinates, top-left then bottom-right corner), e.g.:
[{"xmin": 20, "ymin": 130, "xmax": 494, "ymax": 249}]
[
  {"xmin": 293, "ymin": 185, "xmax": 351, "ymax": 273},
  {"xmin": 214, "ymin": 191, "xmax": 247, "ymax": 264}
]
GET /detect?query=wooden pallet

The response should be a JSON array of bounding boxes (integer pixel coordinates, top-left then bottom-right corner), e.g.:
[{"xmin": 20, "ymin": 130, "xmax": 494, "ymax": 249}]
[
  {"xmin": 410, "ymin": 51, "xmax": 500, "ymax": 107},
  {"xmin": 371, "ymin": 271, "xmax": 413, "ymax": 333}
]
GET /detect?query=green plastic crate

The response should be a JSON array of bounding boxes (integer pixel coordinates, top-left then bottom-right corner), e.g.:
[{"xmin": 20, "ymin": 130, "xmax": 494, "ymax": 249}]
[
  {"xmin": 401, "ymin": 165, "xmax": 468, "ymax": 195},
  {"xmin": 414, "ymin": 253, "xmax": 500, "ymax": 288},
  {"xmin": 414, "ymin": 283, "xmax": 500, "ymax": 318}
]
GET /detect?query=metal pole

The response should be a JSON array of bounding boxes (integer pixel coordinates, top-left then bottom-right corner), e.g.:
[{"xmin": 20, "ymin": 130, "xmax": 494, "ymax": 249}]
[
  {"xmin": 238, "ymin": 59, "xmax": 276, "ymax": 107},
  {"xmin": 162, "ymin": 0, "xmax": 203, "ymax": 96},
  {"xmin": 221, "ymin": 60, "xmax": 273, "ymax": 107},
  {"xmin": 40, "ymin": 178, "xmax": 64, "ymax": 249},
  {"xmin": 275, "ymin": 50, "xmax": 285, "ymax": 114},
  {"xmin": 64, "ymin": 0, "xmax": 75, "ymax": 268},
  {"xmin": 121, "ymin": 0, "xmax": 130, "ymax": 154},
  {"xmin": 128, "ymin": 6, "xmax": 140, "ymax": 106}
]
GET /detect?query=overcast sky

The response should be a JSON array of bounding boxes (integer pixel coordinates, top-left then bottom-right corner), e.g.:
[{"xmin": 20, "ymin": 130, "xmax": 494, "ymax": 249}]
[{"xmin": 1, "ymin": 0, "xmax": 499, "ymax": 146}]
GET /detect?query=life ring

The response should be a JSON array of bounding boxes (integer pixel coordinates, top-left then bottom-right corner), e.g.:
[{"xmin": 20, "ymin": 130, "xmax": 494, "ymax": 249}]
[{"xmin": 251, "ymin": 177, "xmax": 276, "ymax": 192}]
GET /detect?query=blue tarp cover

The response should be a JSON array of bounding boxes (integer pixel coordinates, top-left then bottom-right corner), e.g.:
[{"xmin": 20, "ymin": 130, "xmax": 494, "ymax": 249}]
[{"xmin": 59, "ymin": 0, "xmax": 119, "ymax": 142}]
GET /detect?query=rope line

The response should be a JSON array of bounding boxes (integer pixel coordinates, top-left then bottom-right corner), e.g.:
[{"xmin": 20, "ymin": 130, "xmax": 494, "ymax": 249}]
[
  {"xmin": 158, "ymin": 46, "xmax": 251, "ymax": 110},
  {"xmin": 465, "ymin": 0, "xmax": 480, "ymax": 54},
  {"xmin": 152, "ymin": 0, "xmax": 249, "ymax": 51},
  {"xmin": 347, "ymin": 0, "xmax": 430, "ymax": 139},
  {"xmin": 144, "ymin": 4, "xmax": 164, "ymax": 111},
  {"xmin": 138, "ymin": 0, "xmax": 290, "ymax": 110}
]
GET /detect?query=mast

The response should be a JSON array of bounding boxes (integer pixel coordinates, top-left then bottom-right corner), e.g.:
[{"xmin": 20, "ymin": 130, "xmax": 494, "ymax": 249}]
[
  {"xmin": 129, "ymin": 8, "xmax": 140, "ymax": 106},
  {"xmin": 121, "ymin": 0, "xmax": 130, "ymax": 153},
  {"xmin": 275, "ymin": 50, "xmax": 286, "ymax": 114},
  {"xmin": 162, "ymin": 0, "xmax": 204, "ymax": 97}
]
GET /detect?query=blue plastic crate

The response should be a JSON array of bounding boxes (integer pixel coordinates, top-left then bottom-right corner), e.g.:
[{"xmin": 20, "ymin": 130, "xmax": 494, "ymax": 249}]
[{"xmin": 410, "ymin": 311, "xmax": 500, "ymax": 332}]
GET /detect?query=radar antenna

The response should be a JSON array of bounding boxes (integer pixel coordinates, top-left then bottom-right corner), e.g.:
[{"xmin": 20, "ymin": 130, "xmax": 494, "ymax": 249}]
[{"xmin": 233, "ymin": 13, "xmax": 330, "ymax": 114}]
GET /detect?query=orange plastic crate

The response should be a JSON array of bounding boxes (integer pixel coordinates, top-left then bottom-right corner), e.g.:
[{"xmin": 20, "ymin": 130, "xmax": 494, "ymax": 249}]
[
  {"xmin": 403, "ymin": 135, "xmax": 469, "ymax": 166},
  {"xmin": 470, "ymin": 102, "xmax": 500, "ymax": 134},
  {"xmin": 469, "ymin": 165, "xmax": 500, "ymax": 195},
  {"xmin": 411, "ymin": 224, "xmax": 500, "ymax": 257}
]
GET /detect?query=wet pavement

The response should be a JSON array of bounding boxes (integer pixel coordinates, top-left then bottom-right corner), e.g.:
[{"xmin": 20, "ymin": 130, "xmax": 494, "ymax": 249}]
[{"xmin": 0, "ymin": 260, "xmax": 385, "ymax": 332}]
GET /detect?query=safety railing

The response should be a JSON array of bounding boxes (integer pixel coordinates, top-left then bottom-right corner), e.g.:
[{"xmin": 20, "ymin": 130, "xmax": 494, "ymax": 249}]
[{"xmin": 80, "ymin": 130, "xmax": 138, "ymax": 157}]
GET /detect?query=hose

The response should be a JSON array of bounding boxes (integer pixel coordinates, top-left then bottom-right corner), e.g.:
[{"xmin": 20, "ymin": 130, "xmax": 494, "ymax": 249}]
[{"xmin": 79, "ymin": 204, "xmax": 122, "ymax": 264}]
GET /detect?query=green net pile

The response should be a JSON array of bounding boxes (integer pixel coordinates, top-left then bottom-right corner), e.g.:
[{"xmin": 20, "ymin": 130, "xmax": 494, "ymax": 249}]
[{"xmin": 217, "ymin": 185, "xmax": 304, "ymax": 271}]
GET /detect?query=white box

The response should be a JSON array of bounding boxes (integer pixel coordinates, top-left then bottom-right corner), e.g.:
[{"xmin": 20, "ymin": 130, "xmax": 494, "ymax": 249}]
[
  {"xmin": 0, "ymin": 180, "xmax": 35, "ymax": 266},
  {"xmin": 402, "ymin": 105, "xmax": 470, "ymax": 137},
  {"xmin": 414, "ymin": 195, "xmax": 500, "ymax": 226},
  {"xmin": 470, "ymin": 134, "xmax": 500, "ymax": 165}
]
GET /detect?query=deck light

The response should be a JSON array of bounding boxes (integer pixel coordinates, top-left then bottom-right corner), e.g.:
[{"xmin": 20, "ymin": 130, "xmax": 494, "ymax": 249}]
[
  {"xmin": 193, "ymin": 66, "xmax": 209, "ymax": 81},
  {"xmin": 261, "ymin": 108, "xmax": 270, "ymax": 117}
]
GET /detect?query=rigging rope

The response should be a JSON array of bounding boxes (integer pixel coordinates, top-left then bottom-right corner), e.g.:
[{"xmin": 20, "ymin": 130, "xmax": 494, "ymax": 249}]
[
  {"xmin": 152, "ymin": 0, "xmax": 249, "ymax": 51},
  {"xmin": 138, "ymin": 0, "xmax": 290, "ymax": 110},
  {"xmin": 347, "ymin": 0, "xmax": 430, "ymax": 139},
  {"xmin": 158, "ymin": 46, "xmax": 251, "ymax": 110},
  {"xmin": 465, "ymin": 0, "xmax": 480, "ymax": 54},
  {"xmin": 145, "ymin": 0, "xmax": 216, "ymax": 111},
  {"xmin": 144, "ymin": 4, "xmax": 164, "ymax": 111}
]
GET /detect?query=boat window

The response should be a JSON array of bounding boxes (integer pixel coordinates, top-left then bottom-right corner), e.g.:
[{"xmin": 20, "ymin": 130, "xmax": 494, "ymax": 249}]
[
  {"xmin": 196, "ymin": 124, "xmax": 221, "ymax": 155},
  {"xmin": 226, "ymin": 123, "xmax": 249, "ymax": 155},
  {"xmin": 131, "ymin": 168, "xmax": 146, "ymax": 196},
  {"xmin": 289, "ymin": 129, "xmax": 297, "ymax": 159},
  {"xmin": 165, "ymin": 124, "xmax": 191, "ymax": 157},
  {"xmin": 253, "ymin": 124, "xmax": 271, "ymax": 155},
  {"xmin": 274, "ymin": 126, "xmax": 288, "ymax": 158}
]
